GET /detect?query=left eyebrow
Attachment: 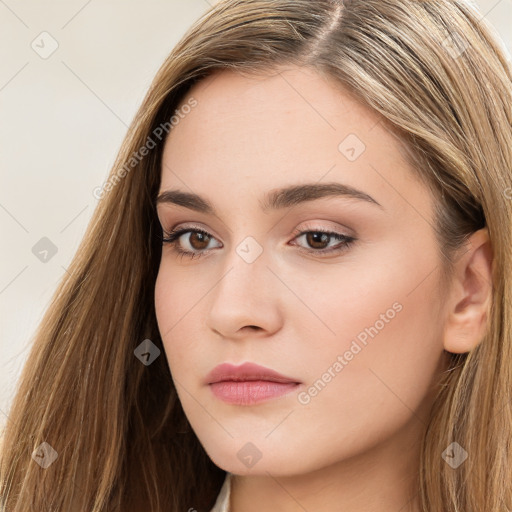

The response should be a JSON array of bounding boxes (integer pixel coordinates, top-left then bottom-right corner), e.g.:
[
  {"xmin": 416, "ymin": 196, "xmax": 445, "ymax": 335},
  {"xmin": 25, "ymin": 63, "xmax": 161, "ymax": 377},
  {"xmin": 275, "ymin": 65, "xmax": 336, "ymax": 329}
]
[{"xmin": 155, "ymin": 182, "xmax": 383, "ymax": 214}]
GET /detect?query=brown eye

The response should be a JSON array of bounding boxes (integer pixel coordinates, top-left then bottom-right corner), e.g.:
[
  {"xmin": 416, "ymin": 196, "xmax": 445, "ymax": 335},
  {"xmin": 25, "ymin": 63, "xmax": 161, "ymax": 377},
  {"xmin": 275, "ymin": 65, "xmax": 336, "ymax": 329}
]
[
  {"xmin": 291, "ymin": 228, "xmax": 356, "ymax": 257},
  {"xmin": 305, "ymin": 232, "xmax": 331, "ymax": 250},
  {"xmin": 161, "ymin": 227, "xmax": 221, "ymax": 260},
  {"xmin": 187, "ymin": 231, "xmax": 211, "ymax": 250}
]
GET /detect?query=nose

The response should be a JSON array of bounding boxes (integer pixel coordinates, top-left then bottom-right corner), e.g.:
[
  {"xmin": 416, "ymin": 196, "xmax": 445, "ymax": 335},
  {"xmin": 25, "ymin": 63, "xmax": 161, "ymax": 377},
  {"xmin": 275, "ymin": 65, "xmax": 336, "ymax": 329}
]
[{"xmin": 205, "ymin": 249, "xmax": 283, "ymax": 340}]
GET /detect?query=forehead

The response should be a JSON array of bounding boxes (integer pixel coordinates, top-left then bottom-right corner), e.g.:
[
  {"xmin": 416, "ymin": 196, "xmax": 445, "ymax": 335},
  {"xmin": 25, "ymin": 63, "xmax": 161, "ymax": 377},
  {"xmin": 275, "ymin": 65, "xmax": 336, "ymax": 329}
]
[
  {"xmin": 159, "ymin": 65, "xmax": 430, "ymax": 221},
  {"xmin": 163, "ymin": 66, "xmax": 382, "ymax": 161}
]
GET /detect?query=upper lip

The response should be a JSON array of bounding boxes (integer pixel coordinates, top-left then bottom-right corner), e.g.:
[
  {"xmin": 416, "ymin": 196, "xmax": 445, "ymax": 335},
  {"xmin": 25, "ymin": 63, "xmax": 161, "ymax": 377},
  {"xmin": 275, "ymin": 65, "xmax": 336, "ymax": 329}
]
[{"xmin": 205, "ymin": 362, "xmax": 300, "ymax": 385}]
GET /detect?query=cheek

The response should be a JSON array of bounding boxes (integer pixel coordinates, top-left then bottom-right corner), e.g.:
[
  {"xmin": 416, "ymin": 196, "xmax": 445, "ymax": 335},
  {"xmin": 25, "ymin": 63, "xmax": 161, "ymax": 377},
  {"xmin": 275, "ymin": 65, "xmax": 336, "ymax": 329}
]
[
  {"xmin": 154, "ymin": 269, "xmax": 172, "ymax": 344},
  {"xmin": 154, "ymin": 267, "xmax": 192, "ymax": 373},
  {"xmin": 286, "ymin": 246, "xmax": 446, "ymax": 423},
  {"xmin": 154, "ymin": 262, "xmax": 221, "ymax": 390},
  {"xmin": 293, "ymin": 299, "xmax": 445, "ymax": 472}
]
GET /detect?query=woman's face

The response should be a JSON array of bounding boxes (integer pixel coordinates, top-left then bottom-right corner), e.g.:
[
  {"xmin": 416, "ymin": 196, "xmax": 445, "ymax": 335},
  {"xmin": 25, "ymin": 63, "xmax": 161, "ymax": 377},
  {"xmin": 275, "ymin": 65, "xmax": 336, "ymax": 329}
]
[{"xmin": 154, "ymin": 65, "xmax": 449, "ymax": 476}]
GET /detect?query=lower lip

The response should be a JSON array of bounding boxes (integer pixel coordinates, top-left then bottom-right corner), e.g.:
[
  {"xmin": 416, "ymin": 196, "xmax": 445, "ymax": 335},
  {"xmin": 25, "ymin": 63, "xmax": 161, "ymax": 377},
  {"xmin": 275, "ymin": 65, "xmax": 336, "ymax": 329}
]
[{"xmin": 209, "ymin": 380, "xmax": 300, "ymax": 405}]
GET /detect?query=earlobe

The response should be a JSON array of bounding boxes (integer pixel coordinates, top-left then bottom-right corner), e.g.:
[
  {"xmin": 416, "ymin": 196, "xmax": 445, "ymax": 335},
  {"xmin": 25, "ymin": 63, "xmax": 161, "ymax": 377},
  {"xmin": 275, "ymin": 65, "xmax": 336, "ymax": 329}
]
[{"xmin": 442, "ymin": 228, "xmax": 493, "ymax": 354}]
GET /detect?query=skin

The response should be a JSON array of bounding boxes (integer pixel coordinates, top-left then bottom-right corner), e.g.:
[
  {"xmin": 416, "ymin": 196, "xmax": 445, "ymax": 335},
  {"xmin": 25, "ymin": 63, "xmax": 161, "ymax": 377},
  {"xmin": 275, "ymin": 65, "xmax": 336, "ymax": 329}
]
[{"xmin": 154, "ymin": 65, "xmax": 492, "ymax": 512}]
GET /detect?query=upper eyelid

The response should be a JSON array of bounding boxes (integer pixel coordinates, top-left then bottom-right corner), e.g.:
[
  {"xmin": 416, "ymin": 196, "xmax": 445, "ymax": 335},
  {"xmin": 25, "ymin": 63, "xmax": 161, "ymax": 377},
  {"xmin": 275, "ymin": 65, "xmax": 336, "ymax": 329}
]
[{"xmin": 163, "ymin": 223, "xmax": 219, "ymax": 239}]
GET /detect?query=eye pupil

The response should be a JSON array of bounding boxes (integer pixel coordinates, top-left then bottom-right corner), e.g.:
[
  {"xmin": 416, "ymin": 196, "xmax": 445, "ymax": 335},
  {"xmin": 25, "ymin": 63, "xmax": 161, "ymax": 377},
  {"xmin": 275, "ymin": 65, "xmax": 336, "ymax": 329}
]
[
  {"xmin": 190, "ymin": 232, "xmax": 210, "ymax": 250},
  {"xmin": 307, "ymin": 232, "xmax": 329, "ymax": 249}
]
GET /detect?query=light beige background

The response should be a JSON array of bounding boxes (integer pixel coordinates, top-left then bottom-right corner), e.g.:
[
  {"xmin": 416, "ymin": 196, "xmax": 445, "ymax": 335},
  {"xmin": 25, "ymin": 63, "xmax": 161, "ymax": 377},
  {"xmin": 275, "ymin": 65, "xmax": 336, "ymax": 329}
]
[{"xmin": 1, "ymin": 0, "xmax": 511, "ymax": 430}]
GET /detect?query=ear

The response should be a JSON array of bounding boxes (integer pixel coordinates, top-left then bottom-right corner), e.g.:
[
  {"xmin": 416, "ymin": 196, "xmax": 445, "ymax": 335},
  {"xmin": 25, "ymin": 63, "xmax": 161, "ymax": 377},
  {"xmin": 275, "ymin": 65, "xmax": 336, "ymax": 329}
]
[{"xmin": 442, "ymin": 228, "xmax": 493, "ymax": 354}]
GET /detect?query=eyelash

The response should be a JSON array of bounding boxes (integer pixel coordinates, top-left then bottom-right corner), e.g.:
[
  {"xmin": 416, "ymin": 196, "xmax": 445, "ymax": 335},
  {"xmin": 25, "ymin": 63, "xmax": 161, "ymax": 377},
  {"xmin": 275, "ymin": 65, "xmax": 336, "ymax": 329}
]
[{"xmin": 161, "ymin": 224, "xmax": 356, "ymax": 260}]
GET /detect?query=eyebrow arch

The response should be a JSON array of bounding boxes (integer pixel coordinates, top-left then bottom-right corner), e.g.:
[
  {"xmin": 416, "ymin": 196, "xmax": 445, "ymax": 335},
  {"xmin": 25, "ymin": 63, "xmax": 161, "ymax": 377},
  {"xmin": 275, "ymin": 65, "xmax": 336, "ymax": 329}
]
[{"xmin": 156, "ymin": 182, "xmax": 383, "ymax": 214}]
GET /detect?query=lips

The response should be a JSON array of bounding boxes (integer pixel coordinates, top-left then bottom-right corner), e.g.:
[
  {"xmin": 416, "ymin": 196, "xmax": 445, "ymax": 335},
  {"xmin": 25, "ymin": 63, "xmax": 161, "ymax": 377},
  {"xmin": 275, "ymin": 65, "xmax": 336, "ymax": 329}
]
[
  {"xmin": 205, "ymin": 362, "xmax": 301, "ymax": 405},
  {"xmin": 205, "ymin": 362, "xmax": 300, "ymax": 385}
]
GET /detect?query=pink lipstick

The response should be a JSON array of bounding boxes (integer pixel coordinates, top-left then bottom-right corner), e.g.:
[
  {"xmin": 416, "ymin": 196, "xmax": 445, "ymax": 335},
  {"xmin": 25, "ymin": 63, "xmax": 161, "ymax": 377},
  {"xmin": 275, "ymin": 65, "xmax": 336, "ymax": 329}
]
[{"xmin": 205, "ymin": 362, "xmax": 301, "ymax": 405}]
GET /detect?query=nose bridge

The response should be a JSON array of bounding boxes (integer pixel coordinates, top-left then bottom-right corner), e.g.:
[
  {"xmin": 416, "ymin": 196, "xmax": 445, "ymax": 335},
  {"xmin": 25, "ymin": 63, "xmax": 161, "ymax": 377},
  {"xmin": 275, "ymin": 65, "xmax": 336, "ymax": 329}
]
[
  {"xmin": 215, "ymin": 235, "xmax": 269, "ymax": 306},
  {"xmin": 206, "ymin": 236, "xmax": 282, "ymax": 336}
]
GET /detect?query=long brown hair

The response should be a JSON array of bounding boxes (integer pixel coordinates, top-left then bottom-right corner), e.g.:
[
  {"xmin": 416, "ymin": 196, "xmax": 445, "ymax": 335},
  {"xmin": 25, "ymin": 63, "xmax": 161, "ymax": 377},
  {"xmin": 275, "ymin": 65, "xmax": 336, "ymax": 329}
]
[{"xmin": 1, "ymin": 1, "xmax": 511, "ymax": 510}]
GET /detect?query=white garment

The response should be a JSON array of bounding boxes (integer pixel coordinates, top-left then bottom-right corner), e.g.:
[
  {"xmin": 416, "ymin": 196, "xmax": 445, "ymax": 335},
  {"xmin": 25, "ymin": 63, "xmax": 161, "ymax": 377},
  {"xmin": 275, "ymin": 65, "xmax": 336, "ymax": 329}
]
[{"xmin": 210, "ymin": 472, "xmax": 232, "ymax": 512}]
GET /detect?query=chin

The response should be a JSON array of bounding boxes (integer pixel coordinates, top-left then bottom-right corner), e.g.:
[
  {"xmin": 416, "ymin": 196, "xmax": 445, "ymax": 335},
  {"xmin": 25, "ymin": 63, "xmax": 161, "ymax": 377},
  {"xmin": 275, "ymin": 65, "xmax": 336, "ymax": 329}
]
[{"xmin": 200, "ymin": 437, "xmax": 315, "ymax": 477}]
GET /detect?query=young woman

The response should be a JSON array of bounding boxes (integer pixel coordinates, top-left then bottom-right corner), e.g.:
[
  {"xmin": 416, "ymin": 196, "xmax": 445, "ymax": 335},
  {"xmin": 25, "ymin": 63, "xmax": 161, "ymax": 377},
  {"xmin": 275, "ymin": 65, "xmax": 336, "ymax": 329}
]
[{"xmin": 1, "ymin": 0, "xmax": 511, "ymax": 511}]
